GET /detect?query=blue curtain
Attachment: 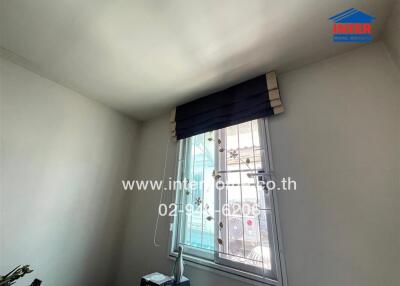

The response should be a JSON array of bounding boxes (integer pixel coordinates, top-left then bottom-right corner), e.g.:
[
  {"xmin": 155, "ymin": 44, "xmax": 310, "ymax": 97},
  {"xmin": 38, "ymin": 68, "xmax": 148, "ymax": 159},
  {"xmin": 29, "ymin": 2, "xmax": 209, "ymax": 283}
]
[{"xmin": 172, "ymin": 73, "xmax": 283, "ymax": 140}]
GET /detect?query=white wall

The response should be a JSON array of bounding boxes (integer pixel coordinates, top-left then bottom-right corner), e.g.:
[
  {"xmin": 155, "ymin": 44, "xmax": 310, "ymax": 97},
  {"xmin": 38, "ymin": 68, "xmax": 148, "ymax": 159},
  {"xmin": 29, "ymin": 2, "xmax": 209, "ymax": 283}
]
[
  {"xmin": 384, "ymin": 0, "xmax": 400, "ymax": 69},
  {"xmin": 116, "ymin": 42, "xmax": 400, "ymax": 286},
  {"xmin": 0, "ymin": 57, "xmax": 140, "ymax": 286},
  {"xmin": 272, "ymin": 42, "xmax": 399, "ymax": 286}
]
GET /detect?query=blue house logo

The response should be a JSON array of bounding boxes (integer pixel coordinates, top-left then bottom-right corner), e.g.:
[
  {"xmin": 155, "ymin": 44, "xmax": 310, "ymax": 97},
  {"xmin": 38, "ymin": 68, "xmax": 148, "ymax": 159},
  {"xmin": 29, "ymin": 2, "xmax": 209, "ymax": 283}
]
[{"xmin": 329, "ymin": 8, "xmax": 375, "ymax": 42}]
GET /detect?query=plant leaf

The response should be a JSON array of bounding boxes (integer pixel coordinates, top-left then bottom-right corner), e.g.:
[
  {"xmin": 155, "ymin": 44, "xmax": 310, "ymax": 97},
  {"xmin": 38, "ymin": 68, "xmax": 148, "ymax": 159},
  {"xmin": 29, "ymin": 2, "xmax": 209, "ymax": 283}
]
[
  {"xmin": 206, "ymin": 216, "xmax": 213, "ymax": 221},
  {"xmin": 217, "ymin": 238, "xmax": 223, "ymax": 245}
]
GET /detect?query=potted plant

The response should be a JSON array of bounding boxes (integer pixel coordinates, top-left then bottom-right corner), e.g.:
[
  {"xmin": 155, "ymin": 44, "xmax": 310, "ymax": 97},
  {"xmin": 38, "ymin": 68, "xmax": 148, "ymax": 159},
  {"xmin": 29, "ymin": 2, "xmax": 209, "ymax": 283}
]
[{"xmin": 0, "ymin": 265, "xmax": 37, "ymax": 286}]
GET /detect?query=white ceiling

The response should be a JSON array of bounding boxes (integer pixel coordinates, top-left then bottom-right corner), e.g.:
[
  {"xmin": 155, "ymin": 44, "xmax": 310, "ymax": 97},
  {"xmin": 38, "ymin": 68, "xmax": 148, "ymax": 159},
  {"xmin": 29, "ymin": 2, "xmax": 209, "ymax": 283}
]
[{"xmin": 0, "ymin": 0, "xmax": 394, "ymax": 120}]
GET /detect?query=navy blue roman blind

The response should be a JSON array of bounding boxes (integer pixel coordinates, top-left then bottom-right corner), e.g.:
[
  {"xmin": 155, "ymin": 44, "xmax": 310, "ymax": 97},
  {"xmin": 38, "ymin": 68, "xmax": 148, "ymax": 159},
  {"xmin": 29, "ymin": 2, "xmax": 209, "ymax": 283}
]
[{"xmin": 171, "ymin": 72, "xmax": 283, "ymax": 140}]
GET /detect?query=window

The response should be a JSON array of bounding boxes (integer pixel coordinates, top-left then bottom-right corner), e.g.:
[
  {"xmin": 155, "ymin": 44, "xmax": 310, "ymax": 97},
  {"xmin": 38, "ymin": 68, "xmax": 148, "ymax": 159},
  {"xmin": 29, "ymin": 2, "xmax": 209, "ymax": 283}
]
[{"xmin": 170, "ymin": 118, "xmax": 285, "ymax": 285}]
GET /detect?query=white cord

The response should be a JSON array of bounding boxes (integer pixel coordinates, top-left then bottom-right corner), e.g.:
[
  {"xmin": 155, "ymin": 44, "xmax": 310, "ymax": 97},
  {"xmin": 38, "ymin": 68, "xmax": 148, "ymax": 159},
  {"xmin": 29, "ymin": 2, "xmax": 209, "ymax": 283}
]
[{"xmin": 153, "ymin": 136, "xmax": 171, "ymax": 247}]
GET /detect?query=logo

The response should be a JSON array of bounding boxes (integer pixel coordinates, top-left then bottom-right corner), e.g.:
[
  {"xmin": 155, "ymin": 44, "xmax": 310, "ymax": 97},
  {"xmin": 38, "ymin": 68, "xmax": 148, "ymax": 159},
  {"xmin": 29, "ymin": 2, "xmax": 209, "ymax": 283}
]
[{"xmin": 329, "ymin": 8, "xmax": 375, "ymax": 42}]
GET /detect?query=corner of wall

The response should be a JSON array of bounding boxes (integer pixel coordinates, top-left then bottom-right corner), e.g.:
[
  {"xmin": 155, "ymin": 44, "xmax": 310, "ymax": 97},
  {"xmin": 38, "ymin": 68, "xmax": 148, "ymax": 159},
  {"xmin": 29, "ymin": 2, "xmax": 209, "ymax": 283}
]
[{"xmin": 383, "ymin": 0, "xmax": 400, "ymax": 70}]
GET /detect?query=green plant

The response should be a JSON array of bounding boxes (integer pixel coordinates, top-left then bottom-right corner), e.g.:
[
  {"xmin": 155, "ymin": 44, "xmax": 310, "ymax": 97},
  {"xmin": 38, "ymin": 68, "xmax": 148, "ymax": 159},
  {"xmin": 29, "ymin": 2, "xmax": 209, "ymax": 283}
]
[{"xmin": 0, "ymin": 265, "xmax": 33, "ymax": 286}]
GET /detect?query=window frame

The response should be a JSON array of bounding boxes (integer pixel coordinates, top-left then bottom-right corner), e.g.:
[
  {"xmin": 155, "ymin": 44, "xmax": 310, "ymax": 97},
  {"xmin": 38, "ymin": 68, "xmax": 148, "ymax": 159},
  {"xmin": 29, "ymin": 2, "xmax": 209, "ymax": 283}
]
[{"xmin": 169, "ymin": 118, "xmax": 287, "ymax": 286}]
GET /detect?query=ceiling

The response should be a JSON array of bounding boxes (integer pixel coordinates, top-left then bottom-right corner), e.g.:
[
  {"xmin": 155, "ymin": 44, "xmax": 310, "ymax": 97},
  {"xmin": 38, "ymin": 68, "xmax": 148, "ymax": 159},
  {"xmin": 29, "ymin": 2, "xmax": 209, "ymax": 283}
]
[{"xmin": 0, "ymin": 0, "xmax": 394, "ymax": 120}]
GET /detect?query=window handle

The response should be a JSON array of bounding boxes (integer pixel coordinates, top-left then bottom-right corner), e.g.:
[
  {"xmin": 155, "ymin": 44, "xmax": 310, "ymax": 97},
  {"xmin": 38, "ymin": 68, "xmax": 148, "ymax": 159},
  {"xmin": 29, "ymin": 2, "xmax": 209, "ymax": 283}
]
[
  {"xmin": 246, "ymin": 173, "xmax": 262, "ymax": 177},
  {"xmin": 246, "ymin": 169, "xmax": 265, "ymax": 178}
]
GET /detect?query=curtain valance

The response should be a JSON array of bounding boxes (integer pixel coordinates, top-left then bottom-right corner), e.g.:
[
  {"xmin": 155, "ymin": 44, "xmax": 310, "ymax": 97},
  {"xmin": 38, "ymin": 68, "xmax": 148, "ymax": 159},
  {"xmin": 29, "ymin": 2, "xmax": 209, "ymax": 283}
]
[{"xmin": 171, "ymin": 71, "xmax": 283, "ymax": 140}]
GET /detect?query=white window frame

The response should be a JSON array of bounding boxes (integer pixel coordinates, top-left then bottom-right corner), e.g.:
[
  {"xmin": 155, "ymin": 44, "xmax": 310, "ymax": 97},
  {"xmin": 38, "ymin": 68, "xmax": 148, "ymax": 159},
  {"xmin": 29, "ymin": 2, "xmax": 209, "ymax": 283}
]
[{"xmin": 169, "ymin": 118, "xmax": 287, "ymax": 286}]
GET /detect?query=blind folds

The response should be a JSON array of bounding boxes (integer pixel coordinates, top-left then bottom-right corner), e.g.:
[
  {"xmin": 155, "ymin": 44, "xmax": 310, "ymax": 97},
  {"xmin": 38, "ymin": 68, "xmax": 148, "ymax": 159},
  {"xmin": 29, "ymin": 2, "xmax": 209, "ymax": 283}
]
[{"xmin": 170, "ymin": 71, "xmax": 283, "ymax": 140}]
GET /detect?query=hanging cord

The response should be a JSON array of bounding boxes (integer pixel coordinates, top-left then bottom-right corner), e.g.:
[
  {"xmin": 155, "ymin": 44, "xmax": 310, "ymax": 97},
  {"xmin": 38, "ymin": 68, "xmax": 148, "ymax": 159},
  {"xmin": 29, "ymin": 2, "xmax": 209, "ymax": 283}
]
[{"xmin": 153, "ymin": 136, "xmax": 171, "ymax": 247}]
